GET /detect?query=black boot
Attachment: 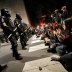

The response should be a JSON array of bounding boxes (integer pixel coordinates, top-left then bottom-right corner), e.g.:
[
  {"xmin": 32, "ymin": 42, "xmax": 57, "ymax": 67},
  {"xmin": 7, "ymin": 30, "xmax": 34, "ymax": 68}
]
[
  {"xmin": 13, "ymin": 53, "xmax": 21, "ymax": 57},
  {"xmin": 12, "ymin": 50, "xmax": 23, "ymax": 60},
  {"xmin": 11, "ymin": 48, "xmax": 21, "ymax": 57},
  {"xmin": 15, "ymin": 55, "xmax": 23, "ymax": 60},
  {"xmin": 11, "ymin": 47, "xmax": 23, "ymax": 60},
  {"xmin": 22, "ymin": 48, "xmax": 27, "ymax": 50},
  {"xmin": 0, "ymin": 64, "xmax": 7, "ymax": 72},
  {"xmin": 13, "ymin": 52, "xmax": 23, "ymax": 60},
  {"xmin": 22, "ymin": 46, "xmax": 27, "ymax": 50},
  {"xmin": 21, "ymin": 42, "xmax": 27, "ymax": 50}
]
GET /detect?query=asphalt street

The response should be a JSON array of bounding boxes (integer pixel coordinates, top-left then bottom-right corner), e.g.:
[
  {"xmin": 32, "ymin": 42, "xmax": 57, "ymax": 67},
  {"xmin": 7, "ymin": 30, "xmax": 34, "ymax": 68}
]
[
  {"xmin": 0, "ymin": 36, "xmax": 52, "ymax": 72},
  {"xmin": 0, "ymin": 35, "xmax": 53, "ymax": 72}
]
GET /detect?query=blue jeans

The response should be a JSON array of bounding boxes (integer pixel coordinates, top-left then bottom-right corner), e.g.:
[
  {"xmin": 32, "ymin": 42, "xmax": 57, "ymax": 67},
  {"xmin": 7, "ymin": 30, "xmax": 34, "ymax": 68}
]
[{"xmin": 56, "ymin": 44, "xmax": 67, "ymax": 56}]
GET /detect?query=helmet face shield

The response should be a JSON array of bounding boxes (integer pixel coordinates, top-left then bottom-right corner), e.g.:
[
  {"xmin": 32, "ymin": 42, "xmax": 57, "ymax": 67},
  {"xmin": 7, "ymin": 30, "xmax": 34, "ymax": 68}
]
[{"xmin": 1, "ymin": 8, "xmax": 11, "ymax": 17}]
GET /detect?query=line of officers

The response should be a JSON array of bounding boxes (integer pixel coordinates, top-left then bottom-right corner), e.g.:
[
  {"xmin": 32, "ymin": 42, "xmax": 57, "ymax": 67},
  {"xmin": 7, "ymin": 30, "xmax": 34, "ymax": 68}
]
[{"xmin": 0, "ymin": 8, "xmax": 32, "ymax": 61}]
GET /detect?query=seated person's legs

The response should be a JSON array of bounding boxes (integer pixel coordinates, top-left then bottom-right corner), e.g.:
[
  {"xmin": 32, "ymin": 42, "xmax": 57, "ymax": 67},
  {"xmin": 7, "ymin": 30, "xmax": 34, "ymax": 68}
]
[
  {"xmin": 47, "ymin": 42, "xmax": 61, "ymax": 53},
  {"xmin": 51, "ymin": 52, "xmax": 72, "ymax": 71},
  {"xmin": 56, "ymin": 45, "xmax": 67, "ymax": 56}
]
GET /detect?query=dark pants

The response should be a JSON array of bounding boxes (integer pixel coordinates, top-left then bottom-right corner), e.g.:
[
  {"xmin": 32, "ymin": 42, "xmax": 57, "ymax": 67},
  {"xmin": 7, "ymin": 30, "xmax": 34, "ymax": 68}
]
[
  {"xmin": 9, "ymin": 36, "xmax": 19, "ymax": 57},
  {"xmin": 48, "ymin": 42, "xmax": 61, "ymax": 53},
  {"xmin": 20, "ymin": 35, "xmax": 26, "ymax": 49},
  {"xmin": 4, "ymin": 35, "xmax": 9, "ymax": 43},
  {"xmin": 60, "ymin": 52, "xmax": 72, "ymax": 71},
  {"xmin": 56, "ymin": 44, "xmax": 67, "ymax": 56}
]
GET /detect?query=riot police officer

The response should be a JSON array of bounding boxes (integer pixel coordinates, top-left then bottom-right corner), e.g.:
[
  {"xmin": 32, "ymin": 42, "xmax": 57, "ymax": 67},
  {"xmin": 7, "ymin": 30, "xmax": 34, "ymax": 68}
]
[
  {"xmin": 1, "ymin": 8, "xmax": 15, "ymax": 28},
  {"xmin": 1, "ymin": 8, "xmax": 18, "ymax": 40},
  {"xmin": 0, "ymin": 9, "xmax": 23, "ymax": 60},
  {"xmin": 14, "ymin": 13, "xmax": 27, "ymax": 50}
]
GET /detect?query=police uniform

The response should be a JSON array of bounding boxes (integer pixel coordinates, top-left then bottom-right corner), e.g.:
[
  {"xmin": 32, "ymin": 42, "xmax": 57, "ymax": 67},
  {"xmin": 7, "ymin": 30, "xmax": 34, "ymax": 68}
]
[
  {"xmin": 0, "ymin": 9, "xmax": 22, "ymax": 60},
  {"xmin": 14, "ymin": 13, "xmax": 27, "ymax": 49}
]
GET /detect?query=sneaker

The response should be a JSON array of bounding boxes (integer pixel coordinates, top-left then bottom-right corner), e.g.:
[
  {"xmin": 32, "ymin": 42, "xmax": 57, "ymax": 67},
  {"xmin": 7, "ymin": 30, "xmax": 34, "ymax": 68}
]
[{"xmin": 51, "ymin": 55, "xmax": 60, "ymax": 61}]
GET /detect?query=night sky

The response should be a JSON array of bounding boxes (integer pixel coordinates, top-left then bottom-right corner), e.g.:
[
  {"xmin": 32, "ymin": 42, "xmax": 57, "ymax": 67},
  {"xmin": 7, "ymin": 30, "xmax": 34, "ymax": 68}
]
[{"xmin": 23, "ymin": 0, "xmax": 72, "ymax": 26}]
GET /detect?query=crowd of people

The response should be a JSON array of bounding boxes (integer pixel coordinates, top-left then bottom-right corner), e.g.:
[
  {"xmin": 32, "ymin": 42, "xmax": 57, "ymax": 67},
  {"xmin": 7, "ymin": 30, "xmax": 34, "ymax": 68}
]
[
  {"xmin": 0, "ymin": 5, "xmax": 72, "ymax": 72},
  {"xmin": 36, "ymin": 6, "xmax": 72, "ymax": 71},
  {"xmin": 0, "ymin": 8, "xmax": 34, "ymax": 72}
]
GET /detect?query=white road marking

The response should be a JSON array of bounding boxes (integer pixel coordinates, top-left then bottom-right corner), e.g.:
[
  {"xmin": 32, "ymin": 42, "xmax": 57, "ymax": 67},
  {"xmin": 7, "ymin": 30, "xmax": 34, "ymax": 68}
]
[
  {"xmin": 29, "ymin": 44, "xmax": 48, "ymax": 52},
  {"xmin": 31, "ymin": 40, "xmax": 44, "ymax": 44},
  {"xmin": 31, "ymin": 35, "xmax": 37, "ymax": 40},
  {"xmin": 32, "ymin": 35, "xmax": 41, "ymax": 40}
]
